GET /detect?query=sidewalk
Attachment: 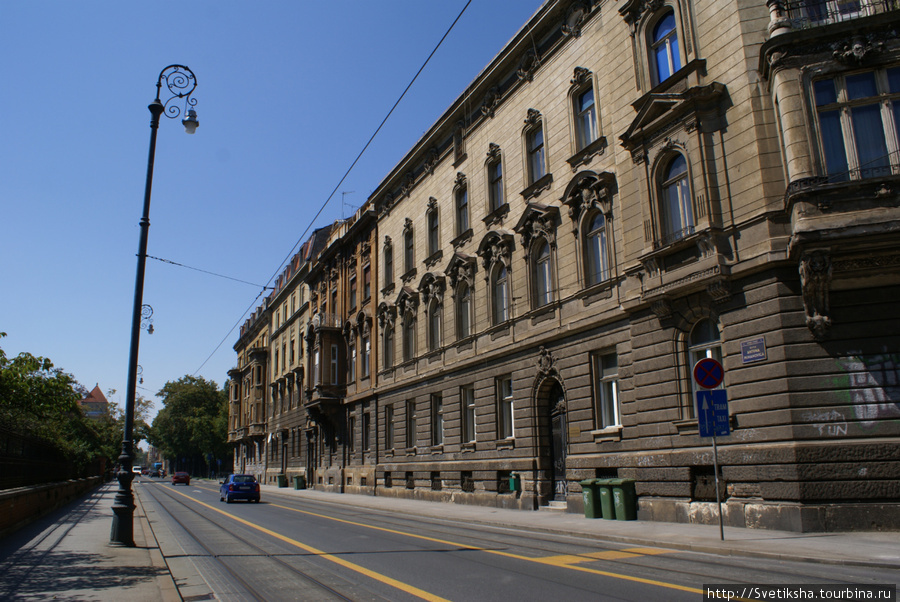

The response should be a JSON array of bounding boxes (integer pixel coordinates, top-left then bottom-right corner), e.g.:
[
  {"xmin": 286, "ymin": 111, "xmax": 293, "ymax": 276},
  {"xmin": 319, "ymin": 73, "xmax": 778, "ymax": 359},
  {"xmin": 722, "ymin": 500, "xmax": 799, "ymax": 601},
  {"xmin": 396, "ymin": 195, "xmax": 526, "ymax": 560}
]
[
  {"xmin": 0, "ymin": 481, "xmax": 178, "ymax": 601},
  {"xmin": 0, "ymin": 481, "xmax": 896, "ymax": 601}
]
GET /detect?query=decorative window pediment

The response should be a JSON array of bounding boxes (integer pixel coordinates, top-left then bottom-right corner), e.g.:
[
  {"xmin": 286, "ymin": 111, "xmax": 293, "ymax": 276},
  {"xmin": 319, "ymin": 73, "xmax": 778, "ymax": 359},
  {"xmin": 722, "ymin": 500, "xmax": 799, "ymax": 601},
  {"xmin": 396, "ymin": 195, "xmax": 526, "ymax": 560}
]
[
  {"xmin": 445, "ymin": 252, "xmax": 476, "ymax": 291},
  {"xmin": 561, "ymin": 171, "xmax": 617, "ymax": 230},
  {"xmin": 477, "ymin": 230, "xmax": 515, "ymax": 275},
  {"xmin": 377, "ymin": 302, "xmax": 397, "ymax": 330},
  {"xmin": 418, "ymin": 272, "xmax": 446, "ymax": 307},
  {"xmin": 514, "ymin": 203, "xmax": 560, "ymax": 257},
  {"xmin": 619, "ymin": 81, "xmax": 724, "ymax": 159},
  {"xmin": 395, "ymin": 286, "xmax": 419, "ymax": 318}
]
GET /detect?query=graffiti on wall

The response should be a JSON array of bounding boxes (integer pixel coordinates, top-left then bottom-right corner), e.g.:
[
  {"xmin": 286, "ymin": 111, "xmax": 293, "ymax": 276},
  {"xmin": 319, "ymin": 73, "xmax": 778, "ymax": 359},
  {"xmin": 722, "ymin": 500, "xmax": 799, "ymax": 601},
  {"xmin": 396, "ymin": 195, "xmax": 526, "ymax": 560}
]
[{"xmin": 837, "ymin": 353, "xmax": 900, "ymax": 426}]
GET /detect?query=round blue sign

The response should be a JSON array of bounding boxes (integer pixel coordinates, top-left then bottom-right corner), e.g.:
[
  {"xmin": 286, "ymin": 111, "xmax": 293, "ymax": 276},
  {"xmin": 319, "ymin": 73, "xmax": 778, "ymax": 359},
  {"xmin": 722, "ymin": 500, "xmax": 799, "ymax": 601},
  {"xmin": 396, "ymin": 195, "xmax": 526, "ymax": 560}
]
[{"xmin": 693, "ymin": 358, "xmax": 724, "ymax": 389}]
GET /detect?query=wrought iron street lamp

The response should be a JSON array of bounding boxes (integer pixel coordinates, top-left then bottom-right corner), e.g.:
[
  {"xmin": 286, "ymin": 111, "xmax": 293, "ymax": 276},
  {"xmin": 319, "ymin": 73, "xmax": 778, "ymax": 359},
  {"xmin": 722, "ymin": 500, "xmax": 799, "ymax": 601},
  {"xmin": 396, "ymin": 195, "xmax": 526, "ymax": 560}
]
[{"xmin": 111, "ymin": 65, "xmax": 198, "ymax": 546}]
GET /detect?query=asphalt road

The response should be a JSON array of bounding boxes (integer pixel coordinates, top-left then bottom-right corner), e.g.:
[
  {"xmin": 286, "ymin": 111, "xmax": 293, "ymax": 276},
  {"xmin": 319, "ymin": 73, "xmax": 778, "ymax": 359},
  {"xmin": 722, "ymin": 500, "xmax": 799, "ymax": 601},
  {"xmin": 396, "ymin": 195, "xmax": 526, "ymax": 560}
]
[{"xmin": 136, "ymin": 477, "xmax": 897, "ymax": 601}]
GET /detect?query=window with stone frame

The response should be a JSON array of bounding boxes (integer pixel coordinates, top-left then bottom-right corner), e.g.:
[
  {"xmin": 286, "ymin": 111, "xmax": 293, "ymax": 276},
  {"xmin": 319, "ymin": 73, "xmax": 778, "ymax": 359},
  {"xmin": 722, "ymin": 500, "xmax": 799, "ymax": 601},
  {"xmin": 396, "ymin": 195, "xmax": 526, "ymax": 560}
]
[
  {"xmin": 658, "ymin": 153, "xmax": 694, "ymax": 245},
  {"xmin": 384, "ymin": 237, "xmax": 394, "ymax": 287},
  {"xmin": 385, "ymin": 404, "xmax": 395, "ymax": 450},
  {"xmin": 649, "ymin": 8, "xmax": 682, "ymax": 86},
  {"xmin": 491, "ymin": 264, "xmax": 510, "ymax": 324},
  {"xmin": 813, "ymin": 66, "xmax": 900, "ymax": 182},
  {"xmin": 431, "ymin": 393, "xmax": 443, "ymax": 446},
  {"xmin": 427, "ymin": 200, "xmax": 440, "ymax": 257},
  {"xmin": 427, "ymin": 298, "xmax": 442, "ymax": 352},
  {"xmin": 404, "ymin": 221, "xmax": 415, "ymax": 274},
  {"xmin": 585, "ymin": 210, "xmax": 610, "ymax": 286},
  {"xmin": 454, "ymin": 172, "xmax": 469, "ymax": 236},
  {"xmin": 456, "ymin": 281, "xmax": 472, "ymax": 339},
  {"xmin": 383, "ymin": 323, "xmax": 394, "ymax": 370},
  {"xmin": 571, "ymin": 67, "xmax": 599, "ymax": 152},
  {"xmin": 460, "ymin": 384, "xmax": 476, "ymax": 444},
  {"xmin": 592, "ymin": 351, "xmax": 620, "ymax": 428},
  {"xmin": 406, "ymin": 399, "xmax": 417, "ymax": 449},
  {"xmin": 487, "ymin": 151, "xmax": 505, "ymax": 213},
  {"xmin": 402, "ymin": 311, "xmax": 416, "ymax": 362},
  {"xmin": 525, "ymin": 110, "xmax": 546, "ymax": 185},
  {"xmin": 496, "ymin": 375, "xmax": 514, "ymax": 439}
]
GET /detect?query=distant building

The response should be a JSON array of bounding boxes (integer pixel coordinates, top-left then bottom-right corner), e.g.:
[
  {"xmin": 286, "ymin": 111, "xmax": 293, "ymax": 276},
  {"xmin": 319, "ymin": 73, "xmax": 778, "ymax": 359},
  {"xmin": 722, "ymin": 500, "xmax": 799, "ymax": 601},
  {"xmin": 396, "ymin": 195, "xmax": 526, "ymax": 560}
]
[
  {"xmin": 78, "ymin": 385, "xmax": 109, "ymax": 421},
  {"xmin": 227, "ymin": 0, "xmax": 900, "ymax": 532}
]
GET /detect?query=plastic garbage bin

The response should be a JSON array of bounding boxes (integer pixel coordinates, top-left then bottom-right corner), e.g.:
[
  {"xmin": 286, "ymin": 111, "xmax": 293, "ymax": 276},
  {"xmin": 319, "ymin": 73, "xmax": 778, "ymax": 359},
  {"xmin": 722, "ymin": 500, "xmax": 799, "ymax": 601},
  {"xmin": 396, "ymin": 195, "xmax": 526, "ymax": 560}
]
[
  {"xmin": 610, "ymin": 478, "xmax": 637, "ymax": 521},
  {"xmin": 277, "ymin": 474, "xmax": 287, "ymax": 488},
  {"xmin": 509, "ymin": 472, "xmax": 521, "ymax": 493},
  {"xmin": 596, "ymin": 479, "xmax": 615, "ymax": 520},
  {"xmin": 580, "ymin": 479, "xmax": 602, "ymax": 518}
]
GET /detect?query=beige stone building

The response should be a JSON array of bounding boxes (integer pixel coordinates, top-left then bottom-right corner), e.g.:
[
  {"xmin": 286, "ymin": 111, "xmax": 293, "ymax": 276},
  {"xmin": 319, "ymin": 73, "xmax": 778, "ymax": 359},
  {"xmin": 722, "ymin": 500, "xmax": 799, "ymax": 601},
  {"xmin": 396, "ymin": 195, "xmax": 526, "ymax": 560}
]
[{"xmin": 228, "ymin": 0, "xmax": 900, "ymax": 531}]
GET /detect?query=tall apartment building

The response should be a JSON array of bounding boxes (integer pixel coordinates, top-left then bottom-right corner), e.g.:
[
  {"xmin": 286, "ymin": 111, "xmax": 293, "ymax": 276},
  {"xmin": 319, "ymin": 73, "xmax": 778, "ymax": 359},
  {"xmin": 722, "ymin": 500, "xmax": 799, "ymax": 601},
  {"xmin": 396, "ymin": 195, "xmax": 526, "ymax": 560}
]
[{"xmin": 228, "ymin": 0, "xmax": 900, "ymax": 532}]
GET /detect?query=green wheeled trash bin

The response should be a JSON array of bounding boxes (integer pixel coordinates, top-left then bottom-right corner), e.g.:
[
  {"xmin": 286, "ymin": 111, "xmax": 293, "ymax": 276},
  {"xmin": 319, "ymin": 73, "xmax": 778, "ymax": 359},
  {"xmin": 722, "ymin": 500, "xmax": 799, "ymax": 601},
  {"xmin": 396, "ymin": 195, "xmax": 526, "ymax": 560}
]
[
  {"xmin": 596, "ymin": 479, "xmax": 615, "ymax": 520},
  {"xmin": 277, "ymin": 474, "xmax": 287, "ymax": 488},
  {"xmin": 292, "ymin": 475, "xmax": 301, "ymax": 489},
  {"xmin": 580, "ymin": 479, "xmax": 602, "ymax": 518},
  {"xmin": 509, "ymin": 472, "xmax": 521, "ymax": 493},
  {"xmin": 610, "ymin": 478, "xmax": 637, "ymax": 521},
  {"xmin": 297, "ymin": 475, "xmax": 307, "ymax": 489}
]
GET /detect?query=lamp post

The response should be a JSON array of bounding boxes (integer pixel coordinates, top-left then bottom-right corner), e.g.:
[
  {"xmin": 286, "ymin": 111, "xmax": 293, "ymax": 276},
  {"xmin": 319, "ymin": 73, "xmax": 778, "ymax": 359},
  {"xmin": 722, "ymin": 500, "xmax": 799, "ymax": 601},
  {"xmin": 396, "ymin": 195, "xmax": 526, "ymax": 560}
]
[{"xmin": 111, "ymin": 65, "xmax": 198, "ymax": 546}]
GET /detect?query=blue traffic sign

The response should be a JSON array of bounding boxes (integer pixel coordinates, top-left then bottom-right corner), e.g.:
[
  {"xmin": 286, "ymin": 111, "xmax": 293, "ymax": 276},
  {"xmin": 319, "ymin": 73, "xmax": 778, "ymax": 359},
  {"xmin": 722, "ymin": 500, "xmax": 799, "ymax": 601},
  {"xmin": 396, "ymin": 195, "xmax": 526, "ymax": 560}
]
[{"xmin": 696, "ymin": 389, "xmax": 730, "ymax": 437}]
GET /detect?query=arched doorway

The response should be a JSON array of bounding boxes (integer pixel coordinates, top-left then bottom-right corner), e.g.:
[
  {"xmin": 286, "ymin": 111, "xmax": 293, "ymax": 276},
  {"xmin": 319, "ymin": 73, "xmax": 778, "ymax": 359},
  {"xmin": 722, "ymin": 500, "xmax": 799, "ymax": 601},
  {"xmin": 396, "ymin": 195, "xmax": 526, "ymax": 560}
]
[{"xmin": 547, "ymin": 382, "xmax": 567, "ymax": 502}]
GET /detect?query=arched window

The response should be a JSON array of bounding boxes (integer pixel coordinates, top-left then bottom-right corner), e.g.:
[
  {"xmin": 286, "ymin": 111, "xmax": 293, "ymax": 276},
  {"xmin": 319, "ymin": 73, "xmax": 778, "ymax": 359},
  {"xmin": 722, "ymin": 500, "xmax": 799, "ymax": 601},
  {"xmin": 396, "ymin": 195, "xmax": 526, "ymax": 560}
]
[
  {"xmin": 456, "ymin": 282, "xmax": 471, "ymax": 339},
  {"xmin": 687, "ymin": 318, "xmax": 723, "ymax": 416},
  {"xmin": 428, "ymin": 299, "xmax": 442, "ymax": 352},
  {"xmin": 650, "ymin": 10, "xmax": 681, "ymax": 85},
  {"xmin": 533, "ymin": 240, "xmax": 553, "ymax": 308},
  {"xmin": 402, "ymin": 312, "xmax": 416, "ymax": 362},
  {"xmin": 660, "ymin": 154, "xmax": 693, "ymax": 243},
  {"xmin": 585, "ymin": 211, "xmax": 609, "ymax": 286},
  {"xmin": 492, "ymin": 264, "xmax": 509, "ymax": 324}
]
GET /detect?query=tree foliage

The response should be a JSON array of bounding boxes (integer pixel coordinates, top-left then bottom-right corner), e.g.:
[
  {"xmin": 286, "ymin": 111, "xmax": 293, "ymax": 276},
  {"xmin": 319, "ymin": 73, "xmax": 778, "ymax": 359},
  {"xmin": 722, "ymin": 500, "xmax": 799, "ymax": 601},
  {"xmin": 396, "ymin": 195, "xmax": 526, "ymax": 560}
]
[
  {"xmin": 149, "ymin": 375, "xmax": 228, "ymax": 474},
  {"xmin": 0, "ymin": 333, "xmax": 112, "ymax": 482}
]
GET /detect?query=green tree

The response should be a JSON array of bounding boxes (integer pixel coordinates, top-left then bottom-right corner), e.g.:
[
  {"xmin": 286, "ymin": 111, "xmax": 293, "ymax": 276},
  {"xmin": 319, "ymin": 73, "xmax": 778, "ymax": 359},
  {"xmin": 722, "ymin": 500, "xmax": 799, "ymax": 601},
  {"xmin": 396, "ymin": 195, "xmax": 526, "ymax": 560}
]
[
  {"xmin": 149, "ymin": 375, "xmax": 228, "ymax": 476},
  {"xmin": 0, "ymin": 332, "xmax": 110, "ymax": 481}
]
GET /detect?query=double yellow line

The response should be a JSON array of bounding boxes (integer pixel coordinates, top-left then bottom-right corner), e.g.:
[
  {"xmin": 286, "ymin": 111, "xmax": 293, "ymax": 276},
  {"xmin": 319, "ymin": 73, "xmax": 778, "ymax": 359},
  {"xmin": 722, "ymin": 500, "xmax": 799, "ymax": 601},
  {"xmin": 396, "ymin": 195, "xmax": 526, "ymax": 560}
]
[{"xmin": 169, "ymin": 487, "xmax": 703, "ymax": 600}]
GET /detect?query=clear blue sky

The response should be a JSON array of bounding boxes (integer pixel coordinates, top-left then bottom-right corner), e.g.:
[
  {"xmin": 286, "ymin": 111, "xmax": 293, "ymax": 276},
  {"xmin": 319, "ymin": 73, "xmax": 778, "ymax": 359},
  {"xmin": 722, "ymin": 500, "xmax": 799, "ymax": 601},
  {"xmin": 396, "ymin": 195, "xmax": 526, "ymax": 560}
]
[{"xmin": 0, "ymin": 1, "xmax": 545, "ymax": 417}]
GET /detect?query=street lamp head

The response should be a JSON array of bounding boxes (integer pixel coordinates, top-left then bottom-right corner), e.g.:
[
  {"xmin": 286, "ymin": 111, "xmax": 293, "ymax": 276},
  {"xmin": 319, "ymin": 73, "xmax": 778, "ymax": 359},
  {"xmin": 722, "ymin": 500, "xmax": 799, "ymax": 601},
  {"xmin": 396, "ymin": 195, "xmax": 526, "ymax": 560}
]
[{"xmin": 182, "ymin": 108, "xmax": 199, "ymax": 135}]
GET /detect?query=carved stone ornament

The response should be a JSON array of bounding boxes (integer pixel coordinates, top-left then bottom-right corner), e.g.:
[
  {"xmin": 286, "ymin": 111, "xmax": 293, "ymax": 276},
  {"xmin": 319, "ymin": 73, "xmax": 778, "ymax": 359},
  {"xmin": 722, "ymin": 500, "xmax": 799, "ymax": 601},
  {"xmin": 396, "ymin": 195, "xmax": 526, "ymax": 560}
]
[
  {"xmin": 419, "ymin": 274, "xmax": 446, "ymax": 307},
  {"xmin": 524, "ymin": 108, "xmax": 542, "ymax": 127},
  {"xmin": 401, "ymin": 172, "xmax": 415, "ymax": 197},
  {"xmin": 455, "ymin": 172, "xmax": 467, "ymax": 188},
  {"xmin": 427, "ymin": 196, "xmax": 438, "ymax": 212},
  {"xmin": 487, "ymin": 143, "xmax": 501, "ymax": 161},
  {"xmin": 571, "ymin": 66, "xmax": 592, "ymax": 87},
  {"xmin": 537, "ymin": 346, "xmax": 558, "ymax": 378},
  {"xmin": 424, "ymin": 148, "xmax": 439, "ymax": 175},
  {"xmin": 799, "ymin": 250, "xmax": 832, "ymax": 340},
  {"xmin": 377, "ymin": 302, "xmax": 396, "ymax": 330},
  {"xmin": 397, "ymin": 289, "xmax": 419, "ymax": 318},
  {"xmin": 479, "ymin": 233, "xmax": 513, "ymax": 274},
  {"xmin": 481, "ymin": 87, "xmax": 501, "ymax": 118},
  {"xmin": 515, "ymin": 205, "xmax": 558, "ymax": 256},
  {"xmin": 563, "ymin": 173, "xmax": 614, "ymax": 227},
  {"xmin": 618, "ymin": 0, "xmax": 665, "ymax": 29},
  {"xmin": 706, "ymin": 279, "xmax": 731, "ymax": 303},
  {"xmin": 832, "ymin": 35, "xmax": 884, "ymax": 66},
  {"xmin": 379, "ymin": 192, "xmax": 395, "ymax": 217},
  {"xmin": 517, "ymin": 49, "xmax": 541, "ymax": 82},
  {"xmin": 562, "ymin": 2, "xmax": 590, "ymax": 38},
  {"xmin": 403, "ymin": 217, "xmax": 414, "ymax": 235},
  {"xmin": 651, "ymin": 298, "xmax": 672, "ymax": 319},
  {"xmin": 446, "ymin": 253, "xmax": 476, "ymax": 290}
]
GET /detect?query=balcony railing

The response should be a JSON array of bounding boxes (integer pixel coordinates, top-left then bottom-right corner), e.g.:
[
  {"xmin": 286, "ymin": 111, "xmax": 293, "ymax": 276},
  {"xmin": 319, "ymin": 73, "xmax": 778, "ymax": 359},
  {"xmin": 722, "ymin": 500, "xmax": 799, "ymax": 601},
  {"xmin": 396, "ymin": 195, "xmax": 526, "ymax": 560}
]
[
  {"xmin": 782, "ymin": 0, "xmax": 899, "ymax": 29},
  {"xmin": 312, "ymin": 312, "xmax": 343, "ymax": 328}
]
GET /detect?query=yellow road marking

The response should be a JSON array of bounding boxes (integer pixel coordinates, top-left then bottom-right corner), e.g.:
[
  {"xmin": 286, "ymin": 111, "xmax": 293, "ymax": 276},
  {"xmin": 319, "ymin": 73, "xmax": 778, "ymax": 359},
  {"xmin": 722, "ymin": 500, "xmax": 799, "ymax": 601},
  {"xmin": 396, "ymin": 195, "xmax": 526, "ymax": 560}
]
[
  {"xmin": 166, "ymin": 488, "xmax": 450, "ymax": 602},
  {"xmin": 175, "ymin": 485, "xmax": 702, "ymax": 596}
]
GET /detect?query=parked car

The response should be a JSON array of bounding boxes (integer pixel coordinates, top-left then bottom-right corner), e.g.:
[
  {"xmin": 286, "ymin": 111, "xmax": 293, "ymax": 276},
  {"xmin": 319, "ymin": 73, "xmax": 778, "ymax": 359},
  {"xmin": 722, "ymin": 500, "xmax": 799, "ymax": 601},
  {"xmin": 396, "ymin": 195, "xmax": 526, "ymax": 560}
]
[
  {"xmin": 171, "ymin": 472, "xmax": 190, "ymax": 486},
  {"xmin": 219, "ymin": 474, "xmax": 260, "ymax": 503},
  {"xmin": 131, "ymin": 466, "xmax": 142, "ymax": 475},
  {"xmin": 149, "ymin": 469, "xmax": 161, "ymax": 478}
]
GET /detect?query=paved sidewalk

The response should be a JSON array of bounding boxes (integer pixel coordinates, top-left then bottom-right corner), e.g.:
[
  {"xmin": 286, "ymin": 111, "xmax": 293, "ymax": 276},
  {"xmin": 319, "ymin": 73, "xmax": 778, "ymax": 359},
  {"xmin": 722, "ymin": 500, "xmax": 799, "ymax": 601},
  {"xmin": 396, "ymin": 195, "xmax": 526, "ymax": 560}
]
[
  {"xmin": 0, "ymin": 480, "xmax": 896, "ymax": 601},
  {"xmin": 0, "ymin": 481, "xmax": 178, "ymax": 601}
]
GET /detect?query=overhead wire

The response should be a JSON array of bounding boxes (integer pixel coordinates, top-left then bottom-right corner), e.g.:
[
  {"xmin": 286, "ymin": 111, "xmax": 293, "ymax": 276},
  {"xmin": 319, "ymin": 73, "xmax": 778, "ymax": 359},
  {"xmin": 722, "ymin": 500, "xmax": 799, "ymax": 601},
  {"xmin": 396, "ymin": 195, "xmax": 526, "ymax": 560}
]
[{"xmin": 192, "ymin": 0, "xmax": 474, "ymax": 376}]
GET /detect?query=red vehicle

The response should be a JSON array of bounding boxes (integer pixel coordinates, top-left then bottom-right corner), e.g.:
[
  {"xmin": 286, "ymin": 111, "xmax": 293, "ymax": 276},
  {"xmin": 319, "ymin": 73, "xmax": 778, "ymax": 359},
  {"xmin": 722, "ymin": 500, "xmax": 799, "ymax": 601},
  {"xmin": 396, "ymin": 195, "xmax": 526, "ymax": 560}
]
[{"xmin": 171, "ymin": 472, "xmax": 190, "ymax": 486}]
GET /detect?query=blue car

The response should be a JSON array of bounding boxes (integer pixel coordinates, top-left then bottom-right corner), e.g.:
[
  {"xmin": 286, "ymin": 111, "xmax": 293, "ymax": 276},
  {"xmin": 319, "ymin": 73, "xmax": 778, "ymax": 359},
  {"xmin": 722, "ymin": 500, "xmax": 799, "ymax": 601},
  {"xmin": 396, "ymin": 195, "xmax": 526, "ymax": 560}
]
[{"xmin": 219, "ymin": 474, "xmax": 260, "ymax": 503}]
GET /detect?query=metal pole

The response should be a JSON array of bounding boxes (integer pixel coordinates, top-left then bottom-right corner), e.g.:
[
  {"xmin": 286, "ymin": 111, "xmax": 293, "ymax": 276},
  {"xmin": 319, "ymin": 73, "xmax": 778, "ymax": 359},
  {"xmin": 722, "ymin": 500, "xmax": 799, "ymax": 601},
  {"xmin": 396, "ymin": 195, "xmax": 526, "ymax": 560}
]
[{"xmin": 110, "ymin": 99, "xmax": 163, "ymax": 547}]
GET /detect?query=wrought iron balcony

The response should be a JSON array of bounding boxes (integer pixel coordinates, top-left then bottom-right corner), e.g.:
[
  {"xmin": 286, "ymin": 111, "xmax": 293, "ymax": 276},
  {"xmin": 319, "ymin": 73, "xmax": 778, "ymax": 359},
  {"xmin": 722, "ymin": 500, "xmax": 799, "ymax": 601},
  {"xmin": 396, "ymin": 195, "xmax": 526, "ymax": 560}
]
[{"xmin": 780, "ymin": 0, "xmax": 899, "ymax": 30}]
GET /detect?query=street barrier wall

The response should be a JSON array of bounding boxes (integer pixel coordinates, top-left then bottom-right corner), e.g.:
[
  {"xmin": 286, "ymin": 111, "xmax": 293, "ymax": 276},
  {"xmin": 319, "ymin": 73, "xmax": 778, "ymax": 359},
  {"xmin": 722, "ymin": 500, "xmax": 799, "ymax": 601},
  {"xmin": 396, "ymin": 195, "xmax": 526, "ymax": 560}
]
[{"xmin": 0, "ymin": 477, "xmax": 102, "ymax": 539}]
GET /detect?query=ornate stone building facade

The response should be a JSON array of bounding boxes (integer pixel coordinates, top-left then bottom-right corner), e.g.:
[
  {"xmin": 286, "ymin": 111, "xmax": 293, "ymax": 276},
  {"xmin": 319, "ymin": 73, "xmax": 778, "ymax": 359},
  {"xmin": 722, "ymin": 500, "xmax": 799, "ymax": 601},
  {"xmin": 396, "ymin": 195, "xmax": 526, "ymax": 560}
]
[{"xmin": 228, "ymin": 0, "xmax": 900, "ymax": 531}]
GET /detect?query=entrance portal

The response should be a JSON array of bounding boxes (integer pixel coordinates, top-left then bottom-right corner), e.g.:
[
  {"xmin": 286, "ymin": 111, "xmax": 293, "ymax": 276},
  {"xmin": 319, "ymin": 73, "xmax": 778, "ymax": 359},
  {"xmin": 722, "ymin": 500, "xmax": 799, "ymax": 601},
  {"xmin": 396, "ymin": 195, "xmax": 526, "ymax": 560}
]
[{"xmin": 548, "ymin": 383, "xmax": 567, "ymax": 501}]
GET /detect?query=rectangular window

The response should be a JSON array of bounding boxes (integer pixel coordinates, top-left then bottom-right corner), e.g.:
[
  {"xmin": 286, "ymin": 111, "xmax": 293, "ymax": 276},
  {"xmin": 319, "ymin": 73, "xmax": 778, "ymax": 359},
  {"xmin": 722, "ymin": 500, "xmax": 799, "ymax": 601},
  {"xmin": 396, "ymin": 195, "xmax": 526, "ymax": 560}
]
[
  {"xmin": 456, "ymin": 187, "xmax": 469, "ymax": 235},
  {"xmin": 290, "ymin": 338, "xmax": 295, "ymax": 366},
  {"xmin": 330, "ymin": 344, "xmax": 338, "ymax": 385},
  {"xmin": 575, "ymin": 87, "xmax": 598, "ymax": 150},
  {"xmin": 406, "ymin": 399, "xmax": 417, "ymax": 449},
  {"xmin": 497, "ymin": 376, "xmax": 514, "ymax": 439},
  {"xmin": 593, "ymin": 352, "xmax": 620, "ymax": 428},
  {"xmin": 527, "ymin": 126, "xmax": 545, "ymax": 184},
  {"xmin": 349, "ymin": 342, "xmax": 356, "ymax": 383},
  {"xmin": 428, "ymin": 210, "xmax": 439, "ymax": 256},
  {"xmin": 385, "ymin": 405, "xmax": 395, "ymax": 450},
  {"xmin": 461, "ymin": 385, "xmax": 475, "ymax": 443},
  {"xmin": 404, "ymin": 231, "xmax": 415, "ymax": 273},
  {"xmin": 349, "ymin": 275, "xmax": 357, "ymax": 310},
  {"xmin": 362, "ymin": 412, "xmax": 370, "ymax": 451},
  {"xmin": 384, "ymin": 245, "xmax": 394, "ymax": 286},
  {"xmin": 274, "ymin": 350, "xmax": 279, "ymax": 375},
  {"xmin": 363, "ymin": 265, "xmax": 371, "ymax": 300},
  {"xmin": 814, "ymin": 67, "xmax": 900, "ymax": 182},
  {"xmin": 348, "ymin": 415, "xmax": 356, "ymax": 454},
  {"xmin": 313, "ymin": 349, "xmax": 319, "ymax": 386},
  {"xmin": 431, "ymin": 393, "xmax": 443, "ymax": 446},
  {"xmin": 488, "ymin": 159, "xmax": 504, "ymax": 211}
]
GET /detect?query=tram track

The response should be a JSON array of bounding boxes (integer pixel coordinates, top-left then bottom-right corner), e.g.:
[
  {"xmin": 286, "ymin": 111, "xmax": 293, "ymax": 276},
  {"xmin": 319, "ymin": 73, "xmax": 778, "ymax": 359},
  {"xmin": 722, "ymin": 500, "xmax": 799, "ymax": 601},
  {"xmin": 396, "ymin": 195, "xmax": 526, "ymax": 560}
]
[{"xmin": 140, "ymin": 481, "xmax": 374, "ymax": 601}]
